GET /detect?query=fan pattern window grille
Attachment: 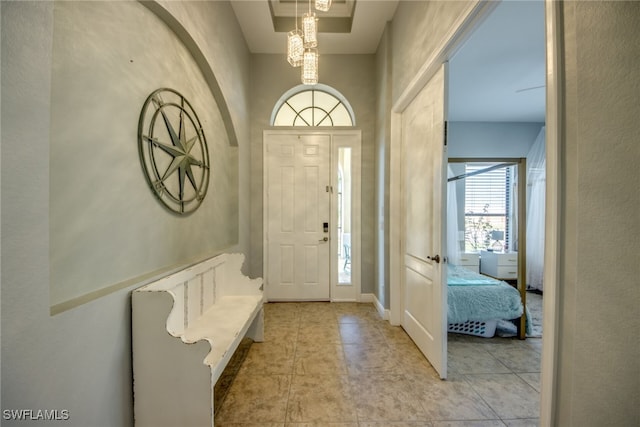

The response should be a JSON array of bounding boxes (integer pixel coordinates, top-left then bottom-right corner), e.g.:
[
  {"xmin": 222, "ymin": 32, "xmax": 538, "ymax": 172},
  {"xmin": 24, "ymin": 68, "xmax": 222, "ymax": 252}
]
[{"xmin": 271, "ymin": 85, "xmax": 354, "ymax": 127}]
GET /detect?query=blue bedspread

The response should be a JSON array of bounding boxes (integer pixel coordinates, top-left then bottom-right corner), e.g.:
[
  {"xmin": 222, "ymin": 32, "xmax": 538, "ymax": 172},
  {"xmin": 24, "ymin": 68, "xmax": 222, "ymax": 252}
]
[{"xmin": 447, "ymin": 265, "xmax": 524, "ymax": 327}]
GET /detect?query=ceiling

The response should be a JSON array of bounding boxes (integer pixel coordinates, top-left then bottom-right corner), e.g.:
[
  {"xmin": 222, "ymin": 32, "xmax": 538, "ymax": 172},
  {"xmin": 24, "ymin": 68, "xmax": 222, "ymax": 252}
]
[
  {"xmin": 230, "ymin": 0, "xmax": 399, "ymax": 54},
  {"xmin": 448, "ymin": 0, "xmax": 546, "ymax": 122},
  {"xmin": 230, "ymin": 0, "xmax": 546, "ymax": 122}
]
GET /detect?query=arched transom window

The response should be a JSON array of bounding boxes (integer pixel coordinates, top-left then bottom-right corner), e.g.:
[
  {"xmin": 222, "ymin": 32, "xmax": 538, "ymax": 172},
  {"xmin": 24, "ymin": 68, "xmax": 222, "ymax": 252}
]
[{"xmin": 271, "ymin": 84, "xmax": 355, "ymax": 127}]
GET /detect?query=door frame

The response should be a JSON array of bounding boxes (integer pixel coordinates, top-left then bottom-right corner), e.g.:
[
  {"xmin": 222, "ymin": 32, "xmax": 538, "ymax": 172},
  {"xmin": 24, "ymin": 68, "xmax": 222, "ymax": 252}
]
[
  {"xmin": 388, "ymin": 0, "xmax": 561, "ymax": 423},
  {"xmin": 263, "ymin": 128, "xmax": 362, "ymax": 302}
]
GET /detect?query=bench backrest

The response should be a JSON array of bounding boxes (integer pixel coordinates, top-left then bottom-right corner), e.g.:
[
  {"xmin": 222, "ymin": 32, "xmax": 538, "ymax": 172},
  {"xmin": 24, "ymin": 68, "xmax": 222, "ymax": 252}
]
[{"xmin": 135, "ymin": 253, "xmax": 261, "ymax": 337}]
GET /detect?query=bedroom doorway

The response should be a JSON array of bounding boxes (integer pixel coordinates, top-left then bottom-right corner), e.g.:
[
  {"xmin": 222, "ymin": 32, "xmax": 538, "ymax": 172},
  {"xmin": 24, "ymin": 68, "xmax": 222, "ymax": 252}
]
[
  {"xmin": 447, "ymin": 158, "xmax": 530, "ymax": 339},
  {"xmin": 390, "ymin": 0, "xmax": 545, "ymax": 381},
  {"xmin": 390, "ymin": 0, "xmax": 558, "ymax": 423},
  {"xmin": 441, "ymin": 0, "xmax": 545, "ymax": 420},
  {"xmin": 443, "ymin": 0, "xmax": 546, "ymax": 339}
]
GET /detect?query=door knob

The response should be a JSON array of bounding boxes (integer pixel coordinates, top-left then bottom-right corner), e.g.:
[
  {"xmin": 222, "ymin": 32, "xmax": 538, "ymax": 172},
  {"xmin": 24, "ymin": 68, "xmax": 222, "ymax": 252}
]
[
  {"xmin": 427, "ymin": 254, "xmax": 440, "ymax": 263},
  {"xmin": 319, "ymin": 237, "xmax": 329, "ymax": 242}
]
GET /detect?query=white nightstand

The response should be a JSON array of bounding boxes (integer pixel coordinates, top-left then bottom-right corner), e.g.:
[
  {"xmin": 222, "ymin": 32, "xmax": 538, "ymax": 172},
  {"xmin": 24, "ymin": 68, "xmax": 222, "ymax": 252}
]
[
  {"xmin": 458, "ymin": 253, "xmax": 480, "ymax": 273},
  {"xmin": 480, "ymin": 250, "xmax": 518, "ymax": 280}
]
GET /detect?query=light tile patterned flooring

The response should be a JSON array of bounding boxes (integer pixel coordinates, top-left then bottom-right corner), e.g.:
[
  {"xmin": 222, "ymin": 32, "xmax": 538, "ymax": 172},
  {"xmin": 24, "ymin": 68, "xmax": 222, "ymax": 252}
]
[{"xmin": 215, "ymin": 302, "xmax": 541, "ymax": 427}]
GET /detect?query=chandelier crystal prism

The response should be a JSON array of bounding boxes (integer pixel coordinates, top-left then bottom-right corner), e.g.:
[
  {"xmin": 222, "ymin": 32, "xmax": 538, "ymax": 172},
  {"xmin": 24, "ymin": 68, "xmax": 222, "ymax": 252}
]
[
  {"xmin": 302, "ymin": 12, "xmax": 318, "ymax": 48},
  {"xmin": 287, "ymin": 0, "xmax": 303, "ymax": 67},
  {"xmin": 287, "ymin": 29, "xmax": 304, "ymax": 67},
  {"xmin": 301, "ymin": 48, "xmax": 318, "ymax": 85},
  {"xmin": 315, "ymin": 0, "xmax": 332, "ymax": 12}
]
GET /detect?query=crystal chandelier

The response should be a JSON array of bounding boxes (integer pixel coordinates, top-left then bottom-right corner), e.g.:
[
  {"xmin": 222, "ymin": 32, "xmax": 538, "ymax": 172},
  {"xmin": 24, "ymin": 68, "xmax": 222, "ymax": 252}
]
[
  {"xmin": 287, "ymin": 0, "xmax": 325, "ymax": 85},
  {"xmin": 302, "ymin": 12, "xmax": 318, "ymax": 47},
  {"xmin": 287, "ymin": 0, "xmax": 303, "ymax": 66},
  {"xmin": 315, "ymin": 0, "xmax": 332, "ymax": 12},
  {"xmin": 287, "ymin": 30, "xmax": 304, "ymax": 67},
  {"xmin": 301, "ymin": 48, "xmax": 319, "ymax": 85}
]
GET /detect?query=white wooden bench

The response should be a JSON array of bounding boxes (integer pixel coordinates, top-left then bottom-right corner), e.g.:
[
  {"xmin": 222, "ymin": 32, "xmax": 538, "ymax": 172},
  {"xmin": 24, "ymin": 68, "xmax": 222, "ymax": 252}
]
[{"xmin": 132, "ymin": 253, "xmax": 264, "ymax": 427}]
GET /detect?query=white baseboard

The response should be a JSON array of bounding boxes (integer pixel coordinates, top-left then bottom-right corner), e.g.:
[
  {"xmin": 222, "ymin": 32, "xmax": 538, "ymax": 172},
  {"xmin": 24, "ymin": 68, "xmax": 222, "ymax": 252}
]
[
  {"xmin": 359, "ymin": 293, "xmax": 374, "ymax": 303},
  {"xmin": 360, "ymin": 293, "xmax": 389, "ymax": 320}
]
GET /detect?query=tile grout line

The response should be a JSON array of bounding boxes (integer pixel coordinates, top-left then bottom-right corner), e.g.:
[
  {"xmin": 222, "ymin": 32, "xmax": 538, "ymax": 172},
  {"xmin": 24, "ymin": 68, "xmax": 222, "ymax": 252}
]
[
  {"xmin": 252, "ymin": 302, "xmax": 540, "ymax": 426},
  {"xmin": 282, "ymin": 306, "xmax": 302, "ymax": 425}
]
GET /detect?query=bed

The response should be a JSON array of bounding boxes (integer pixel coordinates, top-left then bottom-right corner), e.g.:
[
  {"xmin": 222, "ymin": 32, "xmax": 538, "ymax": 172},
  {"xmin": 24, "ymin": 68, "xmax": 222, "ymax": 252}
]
[{"xmin": 447, "ymin": 264, "xmax": 529, "ymax": 337}]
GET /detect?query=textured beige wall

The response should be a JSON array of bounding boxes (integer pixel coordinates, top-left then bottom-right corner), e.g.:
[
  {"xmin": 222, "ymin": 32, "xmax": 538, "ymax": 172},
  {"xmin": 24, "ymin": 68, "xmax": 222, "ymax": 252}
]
[
  {"xmin": 1, "ymin": 1, "xmax": 252, "ymax": 425},
  {"xmin": 375, "ymin": 25, "xmax": 392, "ymax": 308},
  {"xmin": 390, "ymin": 0, "xmax": 470, "ymax": 105},
  {"xmin": 158, "ymin": 0, "xmax": 253, "ymax": 265},
  {"xmin": 556, "ymin": 2, "xmax": 640, "ymax": 425},
  {"xmin": 249, "ymin": 54, "xmax": 377, "ymax": 294},
  {"xmin": 49, "ymin": 1, "xmax": 239, "ymax": 308}
]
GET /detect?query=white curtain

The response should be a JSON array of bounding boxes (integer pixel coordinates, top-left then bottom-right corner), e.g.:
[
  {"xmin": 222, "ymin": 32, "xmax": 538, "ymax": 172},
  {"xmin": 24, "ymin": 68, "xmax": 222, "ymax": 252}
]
[
  {"xmin": 508, "ymin": 165, "xmax": 518, "ymax": 252},
  {"xmin": 447, "ymin": 166, "xmax": 461, "ymax": 265},
  {"xmin": 526, "ymin": 126, "xmax": 546, "ymax": 291}
]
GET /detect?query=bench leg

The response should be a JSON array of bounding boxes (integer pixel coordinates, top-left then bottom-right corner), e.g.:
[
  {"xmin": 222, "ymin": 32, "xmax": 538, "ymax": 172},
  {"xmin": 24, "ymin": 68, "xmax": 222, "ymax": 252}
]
[{"xmin": 246, "ymin": 307, "xmax": 264, "ymax": 343}]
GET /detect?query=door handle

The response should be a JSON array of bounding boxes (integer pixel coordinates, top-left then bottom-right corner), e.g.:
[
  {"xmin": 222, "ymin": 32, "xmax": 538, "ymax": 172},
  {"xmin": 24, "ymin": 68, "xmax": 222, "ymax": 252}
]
[
  {"xmin": 319, "ymin": 237, "xmax": 329, "ymax": 242},
  {"xmin": 427, "ymin": 254, "xmax": 440, "ymax": 263}
]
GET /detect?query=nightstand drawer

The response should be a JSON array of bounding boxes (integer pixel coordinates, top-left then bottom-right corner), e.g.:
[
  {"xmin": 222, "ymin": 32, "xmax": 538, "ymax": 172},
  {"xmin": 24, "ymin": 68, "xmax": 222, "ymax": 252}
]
[
  {"xmin": 480, "ymin": 250, "xmax": 518, "ymax": 280},
  {"xmin": 458, "ymin": 253, "xmax": 479, "ymax": 265},
  {"xmin": 458, "ymin": 253, "xmax": 480, "ymax": 273},
  {"xmin": 498, "ymin": 255, "xmax": 518, "ymax": 266},
  {"xmin": 492, "ymin": 266, "xmax": 518, "ymax": 279}
]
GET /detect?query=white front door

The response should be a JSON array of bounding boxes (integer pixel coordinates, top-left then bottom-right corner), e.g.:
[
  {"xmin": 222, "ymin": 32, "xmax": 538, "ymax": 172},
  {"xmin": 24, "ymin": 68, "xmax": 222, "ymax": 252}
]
[
  {"xmin": 264, "ymin": 133, "xmax": 331, "ymax": 300},
  {"xmin": 401, "ymin": 64, "xmax": 448, "ymax": 379}
]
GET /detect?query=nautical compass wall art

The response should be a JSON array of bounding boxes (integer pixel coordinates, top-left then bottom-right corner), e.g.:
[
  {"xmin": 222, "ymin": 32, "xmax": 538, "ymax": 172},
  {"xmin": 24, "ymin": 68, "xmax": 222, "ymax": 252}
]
[{"xmin": 138, "ymin": 88, "xmax": 210, "ymax": 215}]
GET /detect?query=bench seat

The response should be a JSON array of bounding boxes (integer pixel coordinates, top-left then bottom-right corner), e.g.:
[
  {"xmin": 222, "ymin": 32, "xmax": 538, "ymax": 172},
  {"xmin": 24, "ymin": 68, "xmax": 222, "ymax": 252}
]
[{"xmin": 182, "ymin": 294, "xmax": 263, "ymax": 381}]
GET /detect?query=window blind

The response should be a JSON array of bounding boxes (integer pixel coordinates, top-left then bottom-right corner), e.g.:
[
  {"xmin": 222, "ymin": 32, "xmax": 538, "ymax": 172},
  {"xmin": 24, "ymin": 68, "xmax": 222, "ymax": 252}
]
[
  {"xmin": 464, "ymin": 163, "xmax": 512, "ymax": 251},
  {"xmin": 465, "ymin": 164, "xmax": 508, "ymax": 216}
]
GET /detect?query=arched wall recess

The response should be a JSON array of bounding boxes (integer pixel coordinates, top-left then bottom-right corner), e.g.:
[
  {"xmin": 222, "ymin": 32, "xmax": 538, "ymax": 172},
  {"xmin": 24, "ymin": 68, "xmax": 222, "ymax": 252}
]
[
  {"xmin": 50, "ymin": 1, "xmax": 240, "ymax": 313},
  {"xmin": 140, "ymin": 1, "xmax": 238, "ymax": 147}
]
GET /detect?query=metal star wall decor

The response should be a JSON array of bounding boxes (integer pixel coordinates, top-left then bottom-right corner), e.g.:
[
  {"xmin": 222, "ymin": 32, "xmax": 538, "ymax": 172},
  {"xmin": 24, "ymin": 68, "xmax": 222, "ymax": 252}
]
[{"xmin": 138, "ymin": 88, "xmax": 210, "ymax": 215}]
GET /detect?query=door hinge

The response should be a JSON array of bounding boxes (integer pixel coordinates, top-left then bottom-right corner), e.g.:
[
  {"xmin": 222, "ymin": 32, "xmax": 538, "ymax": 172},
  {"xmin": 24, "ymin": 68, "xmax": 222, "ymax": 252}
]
[
  {"xmin": 444, "ymin": 121, "xmax": 448, "ymax": 146},
  {"xmin": 326, "ymin": 185, "xmax": 333, "ymax": 193}
]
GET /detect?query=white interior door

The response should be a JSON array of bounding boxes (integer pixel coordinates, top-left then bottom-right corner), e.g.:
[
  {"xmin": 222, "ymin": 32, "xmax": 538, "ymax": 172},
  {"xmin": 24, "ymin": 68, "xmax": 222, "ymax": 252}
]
[
  {"xmin": 401, "ymin": 65, "xmax": 448, "ymax": 379},
  {"xmin": 264, "ymin": 133, "xmax": 331, "ymax": 300}
]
